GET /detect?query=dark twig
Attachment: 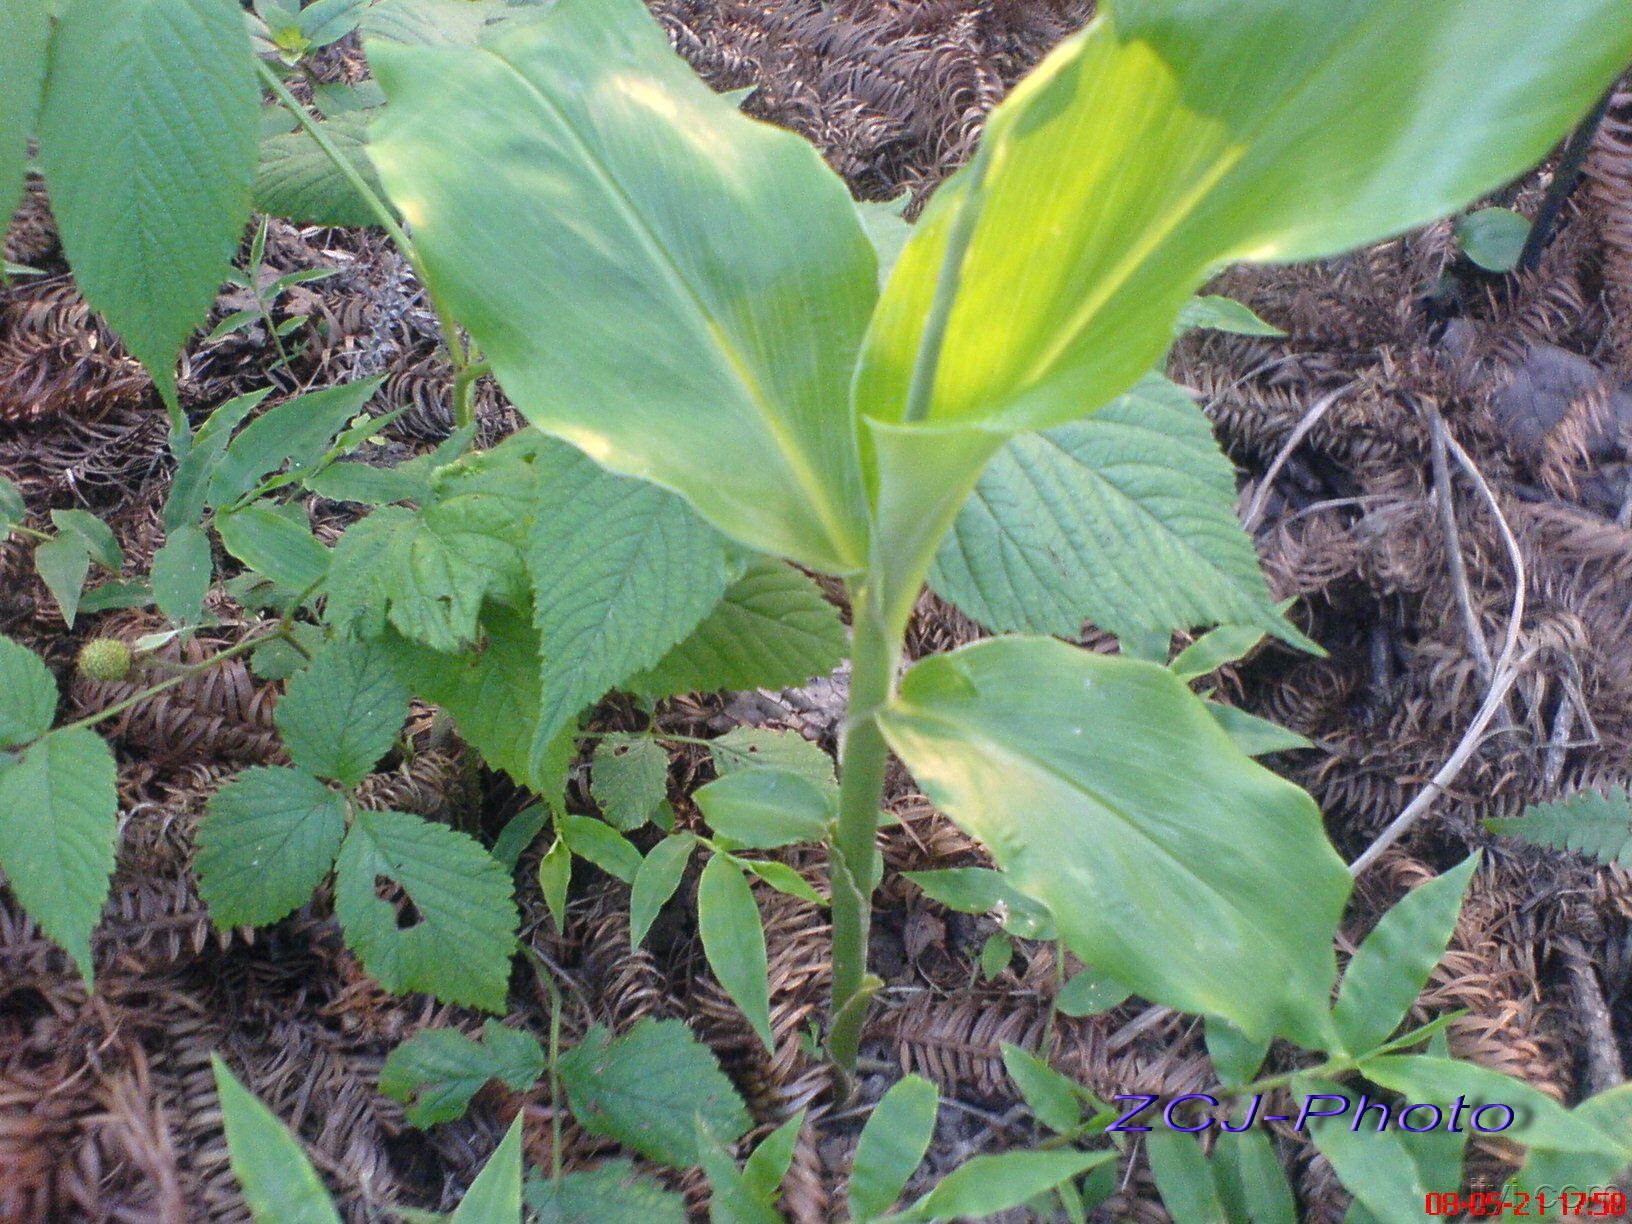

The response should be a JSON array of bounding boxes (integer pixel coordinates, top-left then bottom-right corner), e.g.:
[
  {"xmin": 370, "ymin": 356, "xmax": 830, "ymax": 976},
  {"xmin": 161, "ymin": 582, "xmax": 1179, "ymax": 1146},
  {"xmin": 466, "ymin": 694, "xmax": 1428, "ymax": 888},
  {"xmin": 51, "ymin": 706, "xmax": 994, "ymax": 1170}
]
[{"xmin": 1517, "ymin": 88, "xmax": 1615, "ymax": 273}]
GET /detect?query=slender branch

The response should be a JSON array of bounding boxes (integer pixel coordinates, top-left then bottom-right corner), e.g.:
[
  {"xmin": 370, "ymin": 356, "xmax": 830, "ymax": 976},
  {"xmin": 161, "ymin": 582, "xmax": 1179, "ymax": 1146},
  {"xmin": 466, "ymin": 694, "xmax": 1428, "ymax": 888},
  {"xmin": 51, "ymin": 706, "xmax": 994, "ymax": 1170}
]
[
  {"xmin": 1240, "ymin": 385, "xmax": 1349, "ymax": 532},
  {"xmin": 1428, "ymin": 408, "xmax": 1493, "ymax": 685},
  {"xmin": 1517, "ymin": 87, "xmax": 1615, "ymax": 274},
  {"xmin": 53, "ymin": 630, "xmax": 281, "ymax": 736}
]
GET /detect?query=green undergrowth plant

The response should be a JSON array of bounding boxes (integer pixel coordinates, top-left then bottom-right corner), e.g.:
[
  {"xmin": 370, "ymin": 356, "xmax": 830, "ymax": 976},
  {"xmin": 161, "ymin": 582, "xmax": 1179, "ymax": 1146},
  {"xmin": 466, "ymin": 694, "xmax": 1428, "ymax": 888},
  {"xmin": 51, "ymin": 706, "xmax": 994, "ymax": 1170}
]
[{"xmin": 5, "ymin": 0, "xmax": 1632, "ymax": 1218}]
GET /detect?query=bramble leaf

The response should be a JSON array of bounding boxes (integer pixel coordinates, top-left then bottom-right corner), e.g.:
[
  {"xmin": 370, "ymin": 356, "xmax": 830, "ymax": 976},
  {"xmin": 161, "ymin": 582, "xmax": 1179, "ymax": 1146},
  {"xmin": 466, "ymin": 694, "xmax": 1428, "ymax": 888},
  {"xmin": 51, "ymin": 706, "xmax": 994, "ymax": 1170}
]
[
  {"xmin": 0, "ymin": 728, "xmax": 118, "ymax": 982},
  {"xmin": 334, "ymin": 809, "xmax": 518, "ymax": 1010},
  {"xmin": 524, "ymin": 1161, "xmax": 687, "ymax": 1224},
  {"xmin": 277, "ymin": 638, "xmax": 409, "ymax": 786},
  {"xmin": 380, "ymin": 1021, "xmax": 545, "ymax": 1128},
  {"xmin": 590, "ymin": 735, "xmax": 669, "ymax": 832},
  {"xmin": 556, "ymin": 1018, "xmax": 750, "ymax": 1169},
  {"xmin": 197, "ymin": 767, "xmax": 347, "ymax": 928},
  {"xmin": 708, "ymin": 727, "xmax": 835, "ymax": 788},
  {"xmin": 0, "ymin": 635, "xmax": 57, "ymax": 749}
]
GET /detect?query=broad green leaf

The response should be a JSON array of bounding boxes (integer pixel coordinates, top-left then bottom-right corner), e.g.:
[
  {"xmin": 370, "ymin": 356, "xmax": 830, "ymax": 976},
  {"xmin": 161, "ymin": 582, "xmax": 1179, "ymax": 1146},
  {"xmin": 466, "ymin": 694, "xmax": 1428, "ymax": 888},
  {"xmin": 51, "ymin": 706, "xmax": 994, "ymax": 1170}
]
[
  {"xmin": 1147, "ymin": 1133, "xmax": 1227, "ymax": 1224},
  {"xmin": 383, "ymin": 606, "xmax": 544, "ymax": 788},
  {"xmin": 335, "ymin": 809, "xmax": 519, "ymax": 1011},
  {"xmin": 1171, "ymin": 620, "xmax": 1276, "ymax": 680},
  {"xmin": 856, "ymin": 0, "xmax": 1632, "ymax": 621},
  {"xmin": 212, "ymin": 1055, "xmax": 342, "ymax": 1224},
  {"xmin": 0, "ymin": 728, "xmax": 117, "ymax": 981},
  {"xmin": 491, "ymin": 804, "xmax": 547, "ymax": 872},
  {"xmin": 380, "ymin": 1021, "xmax": 545, "ymax": 1127},
  {"xmin": 34, "ymin": 534, "xmax": 90, "ymax": 627},
  {"xmin": 590, "ymin": 735, "xmax": 669, "ymax": 832},
  {"xmin": 1360, "ymin": 1056, "xmax": 1626, "ymax": 1158},
  {"xmin": 1211, "ymin": 1131, "xmax": 1296, "ymax": 1224},
  {"xmin": 879, "ymin": 638, "xmax": 1349, "ymax": 1047},
  {"xmin": 1000, "ymin": 1044, "xmax": 1081, "ymax": 1135},
  {"xmin": 1456, "ymin": 207, "xmax": 1530, "ymax": 273},
  {"xmin": 303, "ymin": 460, "xmax": 428, "ymax": 506},
  {"xmin": 76, "ymin": 580, "xmax": 152, "ymax": 615},
  {"xmin": 858, "ymin": 195, "xmax": 913, "ymax": 289},
  {"xmin": 709, "ymin": 726, "xmax": 836, "ymax": 788},
  {"xmin": 902, "ymin": 867, "xmax": 1055, "ymax": 940},
  {"xmin": 526, "ymin": 443, "xmax": 730, "ymax": 771},
  {"xmin": 698, "ymin": 853, "xmax": 774, "ymax": 1052},
  {"xmin": 1205, "ymin": 1018, "xmax": 1269, "ymax": 1088},
  {"xmin": 0, "ymin": 635, "xmax": 56, "ymax": 748},
  {"xmin": 259, "ymin": 136, "xmax": 377, "ymax": 230},
  {"xmin": 738, "ymin": 859, "xmax": 825, "ymax": 907},
  {"xmin": 277, "ymin": 638, "xmax": 408, "ymax": 786},
  {"xmin": 849, "ymin": 1075, "xmax": 938, "ymax": 1223},
  {"xmin": 742, "ymin": 1111, "xmax": 804, "ymax": 1205},
  {"xmin": 152, "ymin": 524, "xmax": 213, "ymax": 623},
  {"xmin": 450, "ymin": 1113, "xmax": 523, "ymax": 1224},
  {"xmin": 537, "ymin": 836, "xmax": 571, "ymax": 931},
  {"xmin": 630, "ymin": 559, "xmax": 847, "ymax": 701},
  {"xmin": 930, "ymin": 377, "xmax": 1299, "ymax": 647},
  {"xmin": 696, "ymin": 1117, "xmax": 782, "ymax": 1224},
  {"xmin": 1332, "ymin": 854, "xmax": 1478, "ymax": 1057},
  {"xmin": 1207, "ymin": 702, "xmax": 1313, "ymax": 757},
  {"xmin": 558, "ymin": 815, "xmax": 641, "ymax": 884},
  {"xmin": 1509, "ymin": 1084, "xmax": 1632, "ymax": 1198},
  {"xmin": 368, "ymin": 0, "xmax": 876, "ymax": 573},
  {"xmin": 979, "ymin": 931, "xmax": 1012, "ymax": 978},
  {"xmin": 892, "ymin": 1149, "xmax": 1114, "ymax": 1223},
  {"xmin": 1055, "ymin": 967, "xmax": 1131, "ymax": 1017},
  {"xmin": 0, "ymin": 475, "xmax": 25, "ymax": 531},
  {"xmin": 1177, "ymin": 295, "xmax": 1285, "ymax": 337},
  {"xmin": 695, "ymin": 768, "xmax": 833, "ymax": 850},
  {"xmin": 630, "ymin": 833, "xmax": 694, "ymax": 947},
  {"xmin": 217, "ymin": 504, "xmax": 331, "ymax": 593},
  {"xmin": 164, "ymin": 389, "xmax": 275, "ymax": 532},
  {"xmin": 1302, "ymin": 1078, "xmax": 1431, "ymax": 1223},
  {"xmin": 1488, "ymin": 789, "xmax": 1632, "ymax": 868},
  {"xmin": 50, "ymin": 510, "xmax": 122, "ymax": 572},
  {"xmin": 0, "ymin": 0, "xmax": 48, "ymax": 226},
  {"xmin": 209, "ymin": 380, "xmax": 384, "ymax": 508},
  {"xmin": 38, "ymin": 0, "xmax": 259, "ymax": 404},
  {"xmin": 556, "ymin": 1018, "xmax": 750, "ymax": 1169},
  {"xmin": 363, "ymin": 0, "xmax": 544, "ymax": 46},
  {"xmin": 196, "ymin": 767, "xmax": 347, "ymax": 928},
  {"xmin": 525, "ymin": 1161, "xmax": 687, "ymax": 1224}
]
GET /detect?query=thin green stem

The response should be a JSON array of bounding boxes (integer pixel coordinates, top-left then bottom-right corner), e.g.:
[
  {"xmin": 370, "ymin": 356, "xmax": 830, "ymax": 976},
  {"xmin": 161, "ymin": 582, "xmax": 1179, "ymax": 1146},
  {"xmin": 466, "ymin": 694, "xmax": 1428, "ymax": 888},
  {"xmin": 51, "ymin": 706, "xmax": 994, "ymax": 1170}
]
[
  {"xmin": 256, "ymin": 59, "xmax": 476, "ymax": 425},
  {"xmin": 53, "ymin": 630, "xmax": 280, "ymax": 736},
  {"xmin": 826, "ymin": 581, "xmax": 899, "ymax": 1090},
  {"xmin": 5, "ymin": 524, "xmax": 51, "ymax": 543}
]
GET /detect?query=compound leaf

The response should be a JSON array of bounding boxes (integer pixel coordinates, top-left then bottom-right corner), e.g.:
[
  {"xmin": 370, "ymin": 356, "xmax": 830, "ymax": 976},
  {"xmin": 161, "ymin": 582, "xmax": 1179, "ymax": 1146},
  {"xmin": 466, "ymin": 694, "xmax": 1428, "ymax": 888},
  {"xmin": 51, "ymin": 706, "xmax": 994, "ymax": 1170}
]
[
  {"xmin": 196, "ymin": 767, "xmax": 347, "ymax": 928},
  {"xmin": 335, "ymin": 808, "xmax": 518, "ymax": 1011},
  {"xmin": 1488, "ymin": 788, "xmax": 1632, "ymax": 869},
  {"xmin": 879, "ymin": 637, "xmax": 1349, "ymax": 1048},
  {"xmin": 556, "ymin": 1018, "xmax": 750, "ymax": 1169},
  {"xmin": 277, "ymin": 638, "xmax": 409, "ymax": 786}
]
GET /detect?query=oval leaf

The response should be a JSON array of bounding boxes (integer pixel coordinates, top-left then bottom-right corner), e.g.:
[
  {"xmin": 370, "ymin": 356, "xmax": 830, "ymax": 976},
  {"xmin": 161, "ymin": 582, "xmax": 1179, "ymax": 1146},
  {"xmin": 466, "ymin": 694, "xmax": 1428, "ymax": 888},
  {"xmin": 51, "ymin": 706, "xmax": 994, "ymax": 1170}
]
[{"xmin": 697, "ymin": 853, "xmax": 774, "ymax": 1052}]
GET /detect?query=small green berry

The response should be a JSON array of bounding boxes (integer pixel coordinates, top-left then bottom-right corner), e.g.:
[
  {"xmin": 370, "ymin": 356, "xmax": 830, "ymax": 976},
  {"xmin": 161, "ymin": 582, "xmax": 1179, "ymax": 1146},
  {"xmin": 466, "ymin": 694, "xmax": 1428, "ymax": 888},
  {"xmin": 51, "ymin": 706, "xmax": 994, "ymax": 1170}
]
[{"xmin": 76, "ymin": 638, "xmax": 133, "ymax": 682}]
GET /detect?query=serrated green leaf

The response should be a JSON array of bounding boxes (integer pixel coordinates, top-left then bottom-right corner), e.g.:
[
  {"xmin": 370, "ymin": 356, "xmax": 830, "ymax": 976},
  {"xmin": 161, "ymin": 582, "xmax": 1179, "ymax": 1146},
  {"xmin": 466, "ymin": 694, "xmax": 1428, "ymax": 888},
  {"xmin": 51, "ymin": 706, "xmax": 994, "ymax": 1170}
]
[
  {"xmin": 537, "ymin": 836, "xmax": 571, "ymax": 932},
  {"xmin": 1456, "ymin": 207, "xmax": 1530, "ymax": 273},
  {"xmin": 590, "ymin": 735, "xmax": 669, "ymax": 832},
  {"xmin": 368, "ymin": 0, "xmax": 874, "ymax": 573},
  {"xmin": 196, "ymin": 767, "xmax": 347, "ymax": 928},
  {"xmin": 698, "ymin": 854, "xmax": 773, "ymax": 1052},
  {"xmin": 0, "ymin": 635, "xmax": 57, "ymax": 749},
  {"xmin": 277, "ymin": 637, "xmax": 408, "ymax": 785},
  {"xmin": 879, "ymin": 638, "xmax": 1349, "ymax": 1048},
  {"xmin": 212, "ymin": 1055, "xmax": 342, "ymax": 1224},
  {"xmin": 153, "ymin": 524, "xmax": 213, "ymax": 623},
  {"xmin": 526, "ymin": 443, "xmax": 730, "ymax": 772},
  {"xmin": 0, "ymin": 0, "xmax": 48, "ymax": 227},
  {"xmin": 1178, "ymin": 295, "xmax": 1286, "ymax": 337},
  {"xmin": 630, "ymin": 560, "xmax": 846, "ymax": 701},
  {"xmin": 256, "ymin": 113, "xmax": 386, "ymax": 228},
  {"xmin": 931, "ymin": 377, "xmax": 1299, "ymax": 648},
  {"xmin": 450, "ymin": 1113, "xmax": 523, "ymax": 1224},
  {"xmin": 556, "ymin": 1018, "xmax": 750, "ymax": 1169},
  {"xmin": 1147, "ymin": 1132, "xmax": 1227, "ymax": 1224},
  {"xmin": 630, "ymin": 833, "xmax": 694, "ymax": 947},
  {"xmin": 35, "ymin": 534, "xmax": 90, "ymax": 627},
  {"xmin": 209, "ymin": 380, "xmax": 384, "ymax": 509},
  {"xmin": 0, "ymin": 728, "xmax": 117, "ymax": 982},
  {"xmin": 0, "ymin": 474, "xmax": 25, "ymax": 531},
  {"xmin": 335, "ymin": 808, "xmax": 519, "ymax": 1011},
  {"xmin": 38, "ymin": 0, "xmax": 259, "ymax": 404},
  {"xmin": 850, "ymin": 1075, "xmax": 937, "ymax": 1223},
  {"xmin": 524, "ymin": 1161, "xmax": 688, "ymax": 1224},
  {"xmin": 708, "ymin": 727, "xmax": 836, "ymax": 787},
  {"xmin": 50, "ymin": 510, "xmax": 122, "ymax": 572},
  {"xmin": 1487, "ymin": 788, "xmax": 1632, "ymax": 868},
  {"xmin": 1001, "ymin": 1045, "xmax": 1082, "ymax": 1135},
  {"xmin": 217, "ymin": 503, "xmax": 331, "ymax": 593},
  {"xmin": 558, "ymin": 815, "xmax": 641, "ymax": 884},
  {"xmin": 695, "ymin": 768, "xmax": 833, "ymax": 850},
  {"xmin": 1332, "ymin": 854, "xmax": 1478, "ymax": 1057},
  {"xmin": 893, "ymin": 1149, "xmax": 1114, "ymax": 1223},
  {"xmin": 380, "ymin": 1020, "xmax": 545, "ymax": 1128}
]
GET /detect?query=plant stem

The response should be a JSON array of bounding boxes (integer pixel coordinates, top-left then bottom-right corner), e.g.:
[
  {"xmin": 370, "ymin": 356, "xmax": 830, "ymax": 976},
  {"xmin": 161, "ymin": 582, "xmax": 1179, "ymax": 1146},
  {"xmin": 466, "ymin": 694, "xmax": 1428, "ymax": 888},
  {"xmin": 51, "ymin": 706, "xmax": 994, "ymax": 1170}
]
[
  {"xmin": 1517, "ymin": 86, "xmax": 1614, "ymax": 273},
  {"xmin": 900, "ymin": 152, "xmax": 989, "ymax": 425},
  {"xmin": 53, "ymin": 629, "xmax": 280, "ymax": 736},
  {"xmin": 256, "ymin": 60, "xmax": 478, "ymax": 429},
  {"xmin": 826, "ymin": 582, "xmax": 899, "ymax": 1087}
]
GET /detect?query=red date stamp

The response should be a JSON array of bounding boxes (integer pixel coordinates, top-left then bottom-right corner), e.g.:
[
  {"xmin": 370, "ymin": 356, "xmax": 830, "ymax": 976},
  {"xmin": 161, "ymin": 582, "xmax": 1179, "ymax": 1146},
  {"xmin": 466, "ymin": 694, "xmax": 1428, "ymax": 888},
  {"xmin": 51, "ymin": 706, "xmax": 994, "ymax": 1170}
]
[{"xmin": 1425, "ymin": 1189, "xmax": 1628, "ymax": 1217}]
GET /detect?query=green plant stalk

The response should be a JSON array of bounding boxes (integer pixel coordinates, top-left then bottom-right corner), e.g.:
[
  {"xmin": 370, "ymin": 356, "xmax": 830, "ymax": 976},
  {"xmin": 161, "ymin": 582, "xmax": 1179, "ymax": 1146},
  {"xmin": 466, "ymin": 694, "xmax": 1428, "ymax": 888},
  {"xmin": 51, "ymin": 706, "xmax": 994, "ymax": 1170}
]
[
  {"xmin": 256, "ymin": 61, "xmax": 479, "ymax": 431},
  {"xmin": 826, "ymin": 580, "xmax": 899, "ymax": 1081}
]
